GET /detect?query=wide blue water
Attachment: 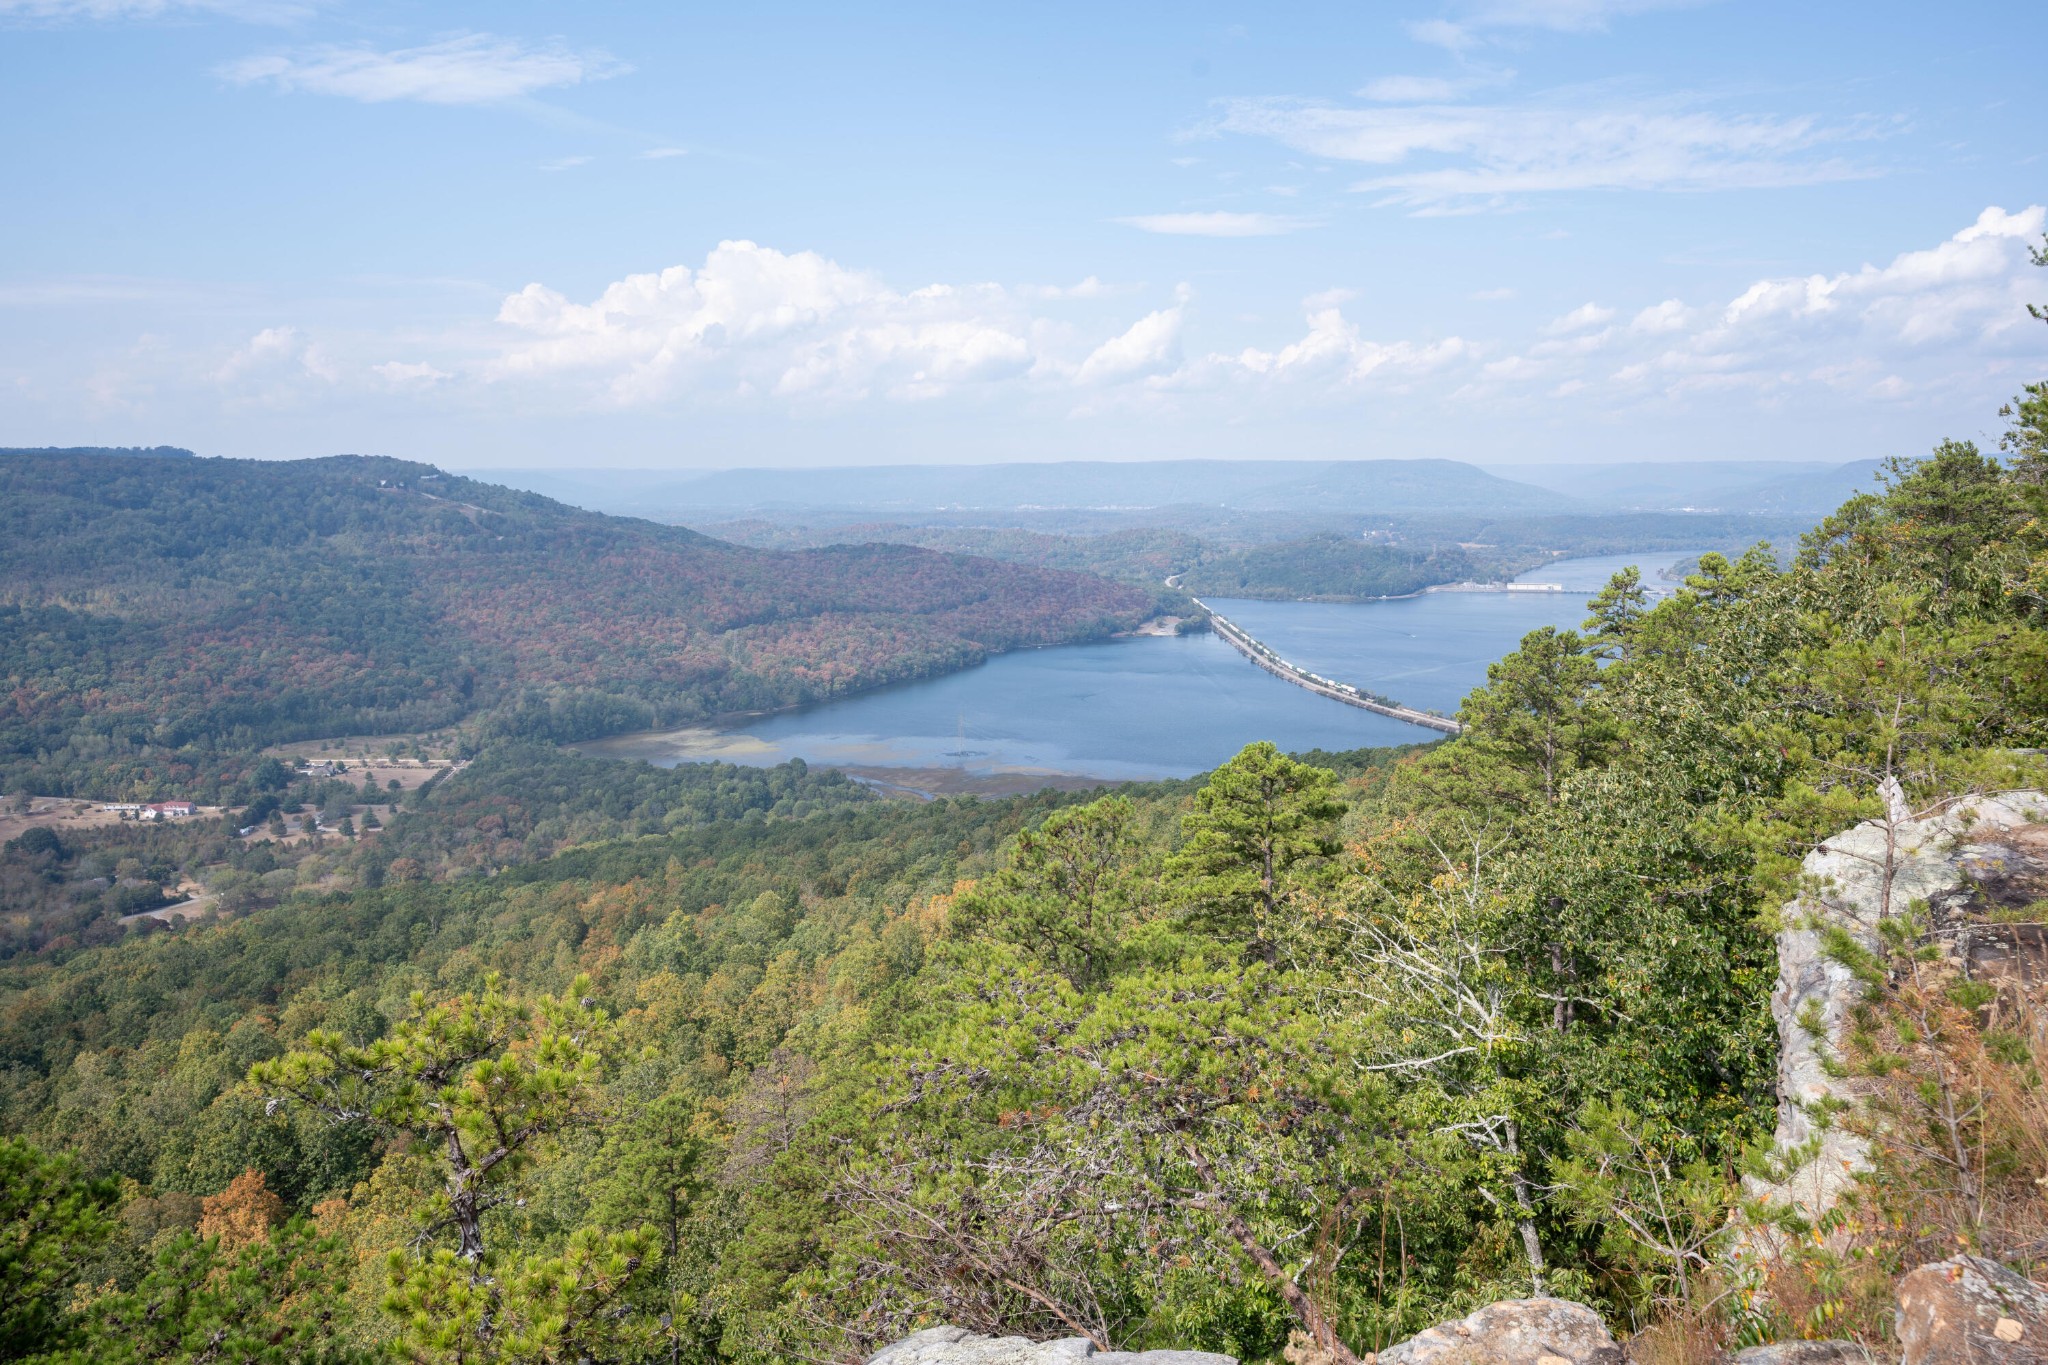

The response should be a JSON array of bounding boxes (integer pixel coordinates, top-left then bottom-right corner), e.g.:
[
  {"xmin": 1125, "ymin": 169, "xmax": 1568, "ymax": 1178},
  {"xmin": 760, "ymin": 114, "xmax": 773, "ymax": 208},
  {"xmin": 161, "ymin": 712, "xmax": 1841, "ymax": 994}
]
[{"xmin": 583, "ymin": 550, "xmax": 1699, "ymax": 783}]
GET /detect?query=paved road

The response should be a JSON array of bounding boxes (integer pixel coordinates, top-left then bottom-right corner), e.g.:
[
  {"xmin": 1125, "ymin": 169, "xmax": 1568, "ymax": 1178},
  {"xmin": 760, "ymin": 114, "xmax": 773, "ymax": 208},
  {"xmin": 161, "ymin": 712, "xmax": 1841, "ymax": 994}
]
[{"xmin": 1193, "ymin": 599, "xmax": 1463, "ymax": 736}]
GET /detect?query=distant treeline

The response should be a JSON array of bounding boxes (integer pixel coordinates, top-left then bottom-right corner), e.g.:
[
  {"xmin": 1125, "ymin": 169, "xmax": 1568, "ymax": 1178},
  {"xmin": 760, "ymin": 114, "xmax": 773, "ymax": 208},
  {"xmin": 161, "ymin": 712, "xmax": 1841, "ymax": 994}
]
[
  {"xmin": 1177, "ymin": 536, "xmax": 1509, "ymax": 600},
  {"xmin": 700, "ymin": 512, "xmax": 1812, "ymax": 603}
]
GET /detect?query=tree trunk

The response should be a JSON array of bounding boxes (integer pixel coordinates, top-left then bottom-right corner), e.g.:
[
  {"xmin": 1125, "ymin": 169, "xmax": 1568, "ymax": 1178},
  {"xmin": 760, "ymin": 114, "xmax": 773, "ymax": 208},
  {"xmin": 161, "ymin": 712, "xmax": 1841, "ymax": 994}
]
[
  {"xmin": 1186, "ymin": 1144, "xmax": 1362, "ymax": 1364},
  {"xmin": 445, "ymin": 1131, "xmax": 487, "ymax": 1266},
  {"xmin": 1503, "ymin": 1122, "xmax": 1546, "ymax": 1295}
]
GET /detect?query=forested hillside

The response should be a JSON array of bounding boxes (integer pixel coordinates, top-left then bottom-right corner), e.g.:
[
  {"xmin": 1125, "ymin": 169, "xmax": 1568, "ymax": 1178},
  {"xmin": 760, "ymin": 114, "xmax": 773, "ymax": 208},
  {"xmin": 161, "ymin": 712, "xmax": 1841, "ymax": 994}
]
[
  {"xmin": 697, "ymin": 521, "xmax": 1213, "ymax": 586},
  {"xmin": 1175, "ymin": 534, "xmax": 1494, "ymax": 600},
  {"xmin": 698, "ymin": 515, "xmax": 1807, "ymax": 601},
  {"xmin": 0, "ymin": 453, "xmax": 1158, "ymax": 798},
  {"xmin": 2, "ymin": 370, "xmax": 2045, "ymax": 1362}
]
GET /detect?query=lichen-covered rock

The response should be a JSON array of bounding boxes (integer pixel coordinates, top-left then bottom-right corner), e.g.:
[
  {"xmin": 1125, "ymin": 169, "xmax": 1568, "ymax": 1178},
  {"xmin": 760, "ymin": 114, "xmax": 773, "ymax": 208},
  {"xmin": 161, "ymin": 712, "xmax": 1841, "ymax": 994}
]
[
  {"xmin": 1729, "ymin": 1342, "xmax": 1891, "ymax": 1364},
  {"xmin": 866, "ymin": 1325, "xmax": 1236, "ymax": 1365},
  {"xmin": 1373, "ymin": 1297, "xmax": 1622, "ymax": 1365},
  {"xmin": 1744, "ymin": 790, "xmax": 2048, "ymax": 1228},
  {"xmin": 1894, "ymin": 1254, "xmax": 2048, "ymax": 1364}
]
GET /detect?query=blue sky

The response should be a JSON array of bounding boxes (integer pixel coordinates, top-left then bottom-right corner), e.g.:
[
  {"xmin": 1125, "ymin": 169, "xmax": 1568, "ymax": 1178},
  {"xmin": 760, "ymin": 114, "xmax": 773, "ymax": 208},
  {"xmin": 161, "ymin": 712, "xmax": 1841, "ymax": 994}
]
[{"xmin": 1, "ymin": 0, "xmax": 2042, "ymax": 470}]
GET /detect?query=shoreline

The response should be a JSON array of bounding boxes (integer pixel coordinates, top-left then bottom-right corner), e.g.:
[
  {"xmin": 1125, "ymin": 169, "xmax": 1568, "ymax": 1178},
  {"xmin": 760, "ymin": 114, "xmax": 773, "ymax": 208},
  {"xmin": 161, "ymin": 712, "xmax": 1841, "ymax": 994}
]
[
  {"xmin": 673, "ymin": 611, "xmax": 1178, "ymax": 732},
  {"xmin": 574, "ymin": 721, "xmax": 1147, "ymax": 797}
]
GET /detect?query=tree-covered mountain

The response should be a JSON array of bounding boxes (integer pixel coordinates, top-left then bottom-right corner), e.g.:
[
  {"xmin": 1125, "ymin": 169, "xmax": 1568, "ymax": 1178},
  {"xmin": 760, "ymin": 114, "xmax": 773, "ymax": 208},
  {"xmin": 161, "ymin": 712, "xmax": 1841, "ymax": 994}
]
[
  {"xmin": 0, "ymin": 445, "xmax": 195, "ymax": 460},
  {"xmin": 1175, "ymin": 535, "xmax": 1495, "ymax": 600},
  {"xmin": 1480, "ymin": 458, "xmax": 1893, "ymax": 517},
  {"xmin": 0, "ymin": 452, "xmax": 1158, "ymax": 798},
  {"xmin": 696, "ymin": 521, "xmax": 1213, "ymax": 586},
  {"xmin": 1707, "ymin": 457, "xmax": 1888, "ymax": 514}
]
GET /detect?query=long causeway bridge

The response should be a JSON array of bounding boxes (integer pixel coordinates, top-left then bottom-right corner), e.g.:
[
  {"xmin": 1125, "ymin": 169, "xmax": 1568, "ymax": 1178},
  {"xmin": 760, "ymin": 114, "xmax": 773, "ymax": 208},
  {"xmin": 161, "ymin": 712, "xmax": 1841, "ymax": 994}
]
[{"xmin": 1193, "ymin": 599, "xmax": 1464, "ymax": 736}]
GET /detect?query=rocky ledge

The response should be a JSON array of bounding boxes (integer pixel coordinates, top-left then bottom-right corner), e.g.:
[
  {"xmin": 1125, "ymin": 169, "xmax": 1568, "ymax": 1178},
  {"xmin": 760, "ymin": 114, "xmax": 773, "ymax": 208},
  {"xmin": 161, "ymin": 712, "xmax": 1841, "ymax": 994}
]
[
  {"xmin": 1745, "ymin": 788, "xmax": 2048, "ymax": 1227},
  {"xmin": 868, "ymin": 1327, "xmax": 1233, "ymax": 1365},
  {"xmin": 867, "ymin": 1299, "xmax": 1624, "ymax": 1365},
  {"xmin": 866, "ymin": 1258, "xmax": 2047, "ymax": 1363}
]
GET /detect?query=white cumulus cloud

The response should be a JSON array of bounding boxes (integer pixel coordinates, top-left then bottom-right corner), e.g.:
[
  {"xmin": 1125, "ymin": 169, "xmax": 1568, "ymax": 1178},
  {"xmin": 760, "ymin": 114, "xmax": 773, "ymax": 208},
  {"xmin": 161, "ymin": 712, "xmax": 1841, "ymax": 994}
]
[
  {"xmin": 1468, "ymin": 204, "xmax": 2046, "ymax": 407},
  {"xmin": 1548, "ymin": 302, "xmax": 1615, "ymax": 333},
  {"xmin": 1719, "ymin": 204, "xmax": 2045, "ymax": 344},
  {"xmin": 213, "ymin": 325, "xmax": 337, "ymax": 389},
  {"xmin": 1223, "ymin": 305, "xmax": 1476, "ymax": 386},
  {"xmin": 492, "ymin": 241, "xmax": 1065, "ymax": 405},
  {"xmin": 1076, "ymin": 307, "xmax": 1184, "ymax": 385},
  {"xmin": 1631, "ymin": 298, "xmax": 1691, "ymax": 333},
  {"xmin": 160, "ymin": 206, "xmax": 2037, "ymax": 443},
  {"xmin": 1022, "ymin": 276, "xmax": 1115, "ymax": 301}
]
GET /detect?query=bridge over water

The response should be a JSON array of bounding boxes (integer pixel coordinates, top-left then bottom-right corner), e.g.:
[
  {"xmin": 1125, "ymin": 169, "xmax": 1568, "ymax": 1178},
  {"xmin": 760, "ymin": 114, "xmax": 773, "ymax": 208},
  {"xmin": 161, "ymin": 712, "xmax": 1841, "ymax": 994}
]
[{"xmin": 1191, "ymin": 598, "xmax": 1464, "ymax": 736}]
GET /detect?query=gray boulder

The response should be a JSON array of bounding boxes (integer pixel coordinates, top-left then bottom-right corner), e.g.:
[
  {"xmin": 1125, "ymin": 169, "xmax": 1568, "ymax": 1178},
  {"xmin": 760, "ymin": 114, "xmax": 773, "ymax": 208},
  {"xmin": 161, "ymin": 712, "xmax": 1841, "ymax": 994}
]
[
  {"xmin": 1374, "ymin": 1297, "xmax": 1623, "ymax": 1365},
  {"xmin": 1730, "ymin": 1343, "xmax": 1890, "ymax": 1364},
  {"xmin": 867, "ymin": 1325, "xmax": 1236, "ymax": 1365},
  {"xmin": 1894, "ymin": 1254, "xmax": 2048, "ymax": 1364}
]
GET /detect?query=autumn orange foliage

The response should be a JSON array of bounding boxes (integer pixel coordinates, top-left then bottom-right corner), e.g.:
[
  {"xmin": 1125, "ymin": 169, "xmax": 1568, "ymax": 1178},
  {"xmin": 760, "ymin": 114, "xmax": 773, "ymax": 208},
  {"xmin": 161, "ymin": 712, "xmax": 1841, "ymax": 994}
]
[{"xmin": 198, "ymin": 1168, "xmax": 285, "ymax": 1250}]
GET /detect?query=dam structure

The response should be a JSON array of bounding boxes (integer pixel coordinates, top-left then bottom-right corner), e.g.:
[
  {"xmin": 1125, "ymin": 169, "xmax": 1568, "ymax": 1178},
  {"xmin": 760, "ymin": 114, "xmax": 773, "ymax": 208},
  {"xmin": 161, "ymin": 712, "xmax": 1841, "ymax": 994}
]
[{"xmin": 1191, "ymin": 599, "xmax": 1464, "ymax": 736}]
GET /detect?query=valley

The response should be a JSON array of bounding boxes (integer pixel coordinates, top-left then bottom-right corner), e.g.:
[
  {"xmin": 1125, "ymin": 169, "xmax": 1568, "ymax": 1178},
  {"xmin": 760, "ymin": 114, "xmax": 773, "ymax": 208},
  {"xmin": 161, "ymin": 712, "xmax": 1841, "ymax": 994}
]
[
  {"xmin": 580, "ymin": 550, "xmax": 1702, "ymax": 789},
  {"xmin": 6, "ymin": 10, "xmax": 2044, "ymax": 1362}
]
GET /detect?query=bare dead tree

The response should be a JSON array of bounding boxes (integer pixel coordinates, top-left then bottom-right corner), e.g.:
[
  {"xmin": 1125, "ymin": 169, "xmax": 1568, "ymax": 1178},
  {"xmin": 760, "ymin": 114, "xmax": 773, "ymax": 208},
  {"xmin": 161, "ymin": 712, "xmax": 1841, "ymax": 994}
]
[{"xmin": 1326, "ymin": 826, "xmax": 1553, "ymax": 1295}]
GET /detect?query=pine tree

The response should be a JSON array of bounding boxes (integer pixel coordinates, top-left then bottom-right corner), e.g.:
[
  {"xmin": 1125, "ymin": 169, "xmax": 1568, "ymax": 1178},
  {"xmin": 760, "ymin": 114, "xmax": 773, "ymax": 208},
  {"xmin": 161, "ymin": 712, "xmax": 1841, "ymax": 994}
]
[
  {"xmin": 1457, "ymin": 627, "xmax": 1611, "ymax": 805},
  {"xmin": 0, "ymin": 1139, "xmax": 116, "ymax": 1359},
  {"xmin": 950, "ymin": 795, "xmax": 1138, "ymax": 985},
  {"xmin": 1171, "ymin": 742, "xmax": 1346, "ymax": 958},
  {"xmin": 251, "ymin": 976, "xmax": 660, "ymax": 1364}
]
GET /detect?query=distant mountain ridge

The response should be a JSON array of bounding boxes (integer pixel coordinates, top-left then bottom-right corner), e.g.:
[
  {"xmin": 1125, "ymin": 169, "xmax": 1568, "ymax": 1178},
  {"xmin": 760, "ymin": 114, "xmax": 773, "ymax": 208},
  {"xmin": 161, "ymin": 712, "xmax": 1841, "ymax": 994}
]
[
  {"xmin": 1482, "ymin": 458, "xmax": 1887, "ymax": 516},
  {"xmin": 473, "ymin": 458, "xmax": 1586, "ymax": 520},
  {"xmin": 1711, "ymin": 459, "xmax": 1887, "ymax": 515},
  {"xmin": 473, "ymin": 455, "xmax": 1879, "ymax": 527}
]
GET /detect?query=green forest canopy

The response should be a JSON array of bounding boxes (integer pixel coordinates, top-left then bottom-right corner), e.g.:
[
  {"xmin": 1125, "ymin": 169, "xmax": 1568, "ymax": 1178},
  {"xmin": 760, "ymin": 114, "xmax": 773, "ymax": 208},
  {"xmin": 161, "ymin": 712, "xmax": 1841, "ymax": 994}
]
[{"xmin": 1, "ymin": 380, "xmax": 2046, "ymax": 1360}]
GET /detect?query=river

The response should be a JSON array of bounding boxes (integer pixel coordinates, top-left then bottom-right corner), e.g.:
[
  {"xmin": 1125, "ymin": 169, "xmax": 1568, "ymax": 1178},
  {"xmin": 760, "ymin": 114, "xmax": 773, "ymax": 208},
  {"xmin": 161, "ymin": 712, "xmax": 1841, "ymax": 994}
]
[{"xmin": 578, "ymin": 550, "xmax": 1701, "ymax": 792}]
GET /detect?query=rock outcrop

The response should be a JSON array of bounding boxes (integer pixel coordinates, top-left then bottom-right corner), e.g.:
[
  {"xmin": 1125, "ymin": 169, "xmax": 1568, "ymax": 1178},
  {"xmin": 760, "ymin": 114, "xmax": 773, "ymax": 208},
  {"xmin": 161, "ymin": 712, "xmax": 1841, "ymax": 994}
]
[
  {"xmin": 1372, "ymin": 1298, "xmax": 1623, "ymax": 1365},
  {"xmin": 1729, "ymin": 1343, "xmax": 1891, "ymax": 1363},
  {"xmin": 1744, "ymin": 789, "xmax": 2048, "ymax": 1228},
  {"xmin": 1894, "ymin": 1255, "xmax": 2048, "ymax": 1364},
  {"xmin": 867, "ymin": 1326, "xmax": 1235, "ymax": 1365},
  {"xmin": 863, "ymin": 1304, "xmax": 1630, "ymax": 1365}
]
